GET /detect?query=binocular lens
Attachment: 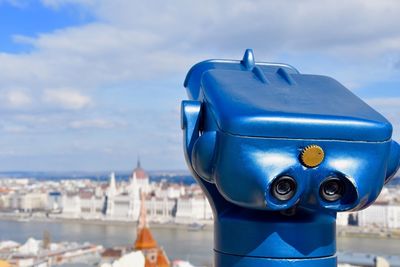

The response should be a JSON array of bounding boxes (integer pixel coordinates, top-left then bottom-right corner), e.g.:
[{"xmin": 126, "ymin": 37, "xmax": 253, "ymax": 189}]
[
  {"xmin": 271, "ymin": 176, "xmax": 297, "ymax": 201},
  {"xmin": 320, "ymin": 177, "xmax": 345, "ymax": 202}
]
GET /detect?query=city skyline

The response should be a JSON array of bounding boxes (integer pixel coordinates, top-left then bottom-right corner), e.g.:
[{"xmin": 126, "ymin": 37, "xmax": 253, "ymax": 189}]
[{"xmin": 0, "ymin": 1, "xmax": 399, "ymax": 171}]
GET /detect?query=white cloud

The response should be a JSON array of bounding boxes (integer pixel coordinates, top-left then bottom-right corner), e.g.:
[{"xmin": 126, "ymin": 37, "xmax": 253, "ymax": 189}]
[
  {"xmin": 4, "ymin": 90, "xmax": 32, "ymax": 107},
  {"xmin": 2, "ymin": 125, "xmax": 28, "ymax": 134},
  {"xmin": 69, "ymin": 118, "xmax": 120, "ymax": 129},
  {"xmin": 42, "ymin": 89, "xmax": 91, "ymax": 110},
  {"xmin": 0, "ymin": 0, "xmax": 28, "ymax": 7},
  {"xmin": 40, "ymin": 0, "xmax": 95, "ymax": 9},
  {"xmin": 0, "ymin": 149, "xmax": 18, "ymax": 156},
  {"xmin": 14, "ymin": 114, "xmax": 51, "ymax": 124}
]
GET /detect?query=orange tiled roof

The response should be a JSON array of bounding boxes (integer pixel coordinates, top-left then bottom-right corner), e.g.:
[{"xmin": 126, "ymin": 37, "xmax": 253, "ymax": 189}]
[
  {"xmin": 135, "ymin": 227, "xmax": 157, "ymax": 250},
  {"xmin": 144, "ymin": 258, "xmax": 152, "ymax": 267},
  {"xmin": 0, "ymin": 188, "xmax": 10, "ymax": 194},
  {"xmin": 145, "ymin": 257, "xmax": 156, "ymax": 267},
  {"xmin": 142, "ymin": 250, "xmax": 169, "ymax": 267},
  {"xmin": 156, "ymin": 248, "xmax": 170, "ymax": 267}
]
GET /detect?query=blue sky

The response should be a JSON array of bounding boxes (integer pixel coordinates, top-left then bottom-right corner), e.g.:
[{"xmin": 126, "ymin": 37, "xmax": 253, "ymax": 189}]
[{"xmin": 0, "ymin": 0, "xmax": 399, "ymax": 171}]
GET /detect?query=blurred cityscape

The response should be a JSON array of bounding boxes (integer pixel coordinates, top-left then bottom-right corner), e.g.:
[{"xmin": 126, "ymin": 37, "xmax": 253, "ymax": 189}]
[{"xmin": 0, "ymin": 160, "xmax": 212, "ymax": 225}]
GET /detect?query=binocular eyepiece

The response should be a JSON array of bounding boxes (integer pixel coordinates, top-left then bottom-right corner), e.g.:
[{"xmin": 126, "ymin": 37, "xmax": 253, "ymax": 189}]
[
  {"xmin": 320, "ymin": 177, "xmax": 345, "ymax": 202},
  {"xmin": 271, "ymin": 176, "xmax": 297, "ymax": 202},
  {"xmin": 270, "ymin": 175, "xmax": 347, "ymax": 203}
]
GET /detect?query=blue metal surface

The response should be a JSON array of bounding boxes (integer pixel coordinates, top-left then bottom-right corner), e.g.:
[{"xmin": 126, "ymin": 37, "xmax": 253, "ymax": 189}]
[
  {"xmin": 200, "ymin": 69, "xmax": 391, "ymax": 141},
  {"xmin": 215, "ymin": 252, "xmax": 337, "ymax": 267},
  {"xmin": 181, "ymin": 49, "xmax": 400, "ymax": 267}
]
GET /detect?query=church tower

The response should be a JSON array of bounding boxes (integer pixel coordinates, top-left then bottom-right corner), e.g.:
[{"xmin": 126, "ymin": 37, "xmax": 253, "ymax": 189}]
[{"xmin": 134, "ymin": 192, "xmax": 170, "ymax": 267}]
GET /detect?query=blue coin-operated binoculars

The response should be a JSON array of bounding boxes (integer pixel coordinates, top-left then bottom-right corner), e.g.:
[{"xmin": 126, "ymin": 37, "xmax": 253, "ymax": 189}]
[{"xmin": 181, "ymin": 49, "xmax": 400, "ymax": 267}]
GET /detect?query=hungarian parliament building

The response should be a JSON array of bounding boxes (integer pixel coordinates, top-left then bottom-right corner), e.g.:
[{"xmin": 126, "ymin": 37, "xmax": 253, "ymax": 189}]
[{"xmin": 52, "ymin": 161, "xmax": 213, "ymax": 223}]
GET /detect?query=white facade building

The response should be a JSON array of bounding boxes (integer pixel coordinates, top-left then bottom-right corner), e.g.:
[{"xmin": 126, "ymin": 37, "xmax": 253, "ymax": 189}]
[
  {"xmin": 8, "ymin": 192, "xmax": 47, "ymax": 212},
  {"xmin": 62, "ymin": 193, "xmax": 81, "ymax": 217},
  {"xmin": 62, "ymin": 191, "xmax": 105, "ymax": 219},
  {"xmin": 387, "ymin": 205, "xmax": 400, "ymax": 228},
  {"xmin": 175, "ymin": 196, "xmax": 213, "ymax": 222},
  {"xmin": 105, "ymin": 169, "xmax": 141, "ymax": 221},
  {"xmin": 336, "ymin": 212, "xmax": 349, "ymax": 226},
  {"xmin": 79, "ymin": 192, "xmax": 104, "ymax": 218},
  {"xmin": 47, "ymin": 192, "xmax": 62, "ymax": 211},
  {"xmin": 357, "ymin": 203, "xmax": 400, "ymax": 229},
  {"xmin": 145, "ymin": 196, "xmax": 177, "ymax": 222},
  {"xmin": 358, "ymin": 203, "xmax": 388, "ymax": 227}
]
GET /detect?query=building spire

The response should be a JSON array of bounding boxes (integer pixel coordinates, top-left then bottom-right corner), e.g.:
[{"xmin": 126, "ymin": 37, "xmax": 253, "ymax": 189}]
[
  {"xmin": 137, "ymin": 156, "xmax": 141, "ymax": 169},
  {"xmin": 108, "ymin": 172, "xmax": 116, "ymax": 196},
  {"xmin": 137, "ymin": 190, "xmax": 148, "ymax": 229}
]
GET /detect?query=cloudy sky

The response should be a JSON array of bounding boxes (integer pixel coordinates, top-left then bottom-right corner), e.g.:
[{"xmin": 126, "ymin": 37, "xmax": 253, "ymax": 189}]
[{"xmin": 0, "ymin": 0, "xmax": 399, "ymax": 171}]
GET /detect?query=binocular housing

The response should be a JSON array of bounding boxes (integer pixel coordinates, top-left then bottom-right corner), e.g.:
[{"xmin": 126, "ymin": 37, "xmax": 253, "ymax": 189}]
[{"xmin": 181, "ymin": 49, "xmax": 400, "ymax": 267}]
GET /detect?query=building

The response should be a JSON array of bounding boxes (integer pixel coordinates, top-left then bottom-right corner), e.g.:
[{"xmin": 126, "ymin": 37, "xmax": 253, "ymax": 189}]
[
  {"xmin": 336, "ymin": 212, "xmax": 349, "ymax": 226},
  {"xmin": 105, "ymin": 171, "xmax": 141, "ymax": 221},
  {"xmin": 145, "ymin": 196, "xmax": 176, "ymax": 223},
  {"xmin": 357, "ymin": 202, "xmax": 400, "ymax": 229},
  {"xmin": 79, "ymin": 190, "xmax": 104, "ymax": 218},
  {"xmin": 388, "ymin": 205, "xmax": 400, "ymax": 228},
  {"xmin": 175, "ymin": 195, "xmax": 213, "ymax": 223},
  {"xmin": 62, "ymin": 193, "xmax": 81, "ymax": 217},
  {"xmin": 47, "ymin": 192, "xmax": 62, "ymax": 212},
  {"xmin": 8, "ymin": 192, "xmax": 47, "ymax": 212}
]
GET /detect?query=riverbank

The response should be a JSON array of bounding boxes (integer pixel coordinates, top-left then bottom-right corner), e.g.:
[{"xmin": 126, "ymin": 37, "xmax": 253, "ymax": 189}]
[
  {"xmin": 0, "ymin": 212, "xmax": 399, "ymax": 239},
  {"xmin": 0, "ymin": 212, "xmax": 214, "ymax": 230},
  {"xmin": 337, "ymin": 225, "xmax": 400, "ymax": 239}
]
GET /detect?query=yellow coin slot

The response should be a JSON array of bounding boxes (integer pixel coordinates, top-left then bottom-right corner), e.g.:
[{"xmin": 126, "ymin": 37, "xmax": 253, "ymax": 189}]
[{"xmin": 300, "ymin": 145, "xmax": 324, "ymax": 168}]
